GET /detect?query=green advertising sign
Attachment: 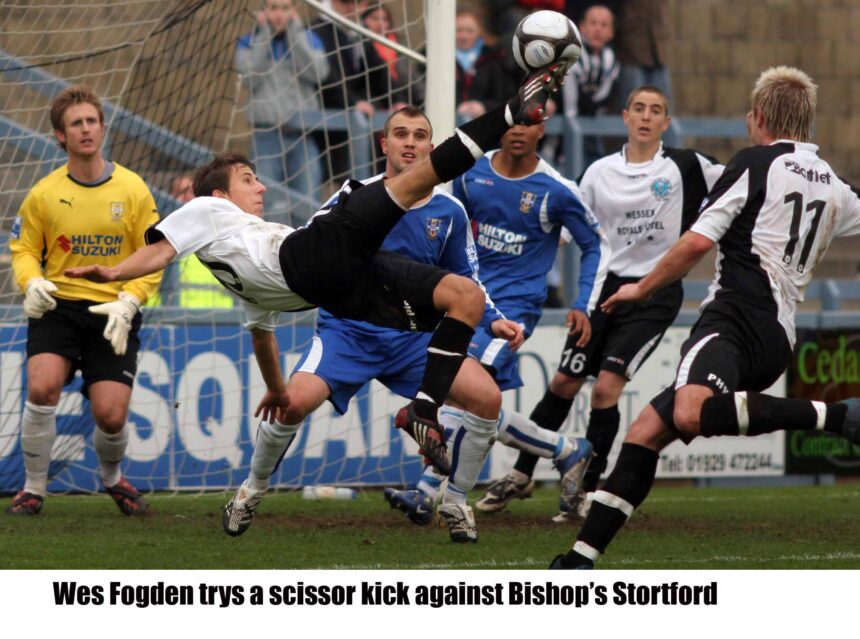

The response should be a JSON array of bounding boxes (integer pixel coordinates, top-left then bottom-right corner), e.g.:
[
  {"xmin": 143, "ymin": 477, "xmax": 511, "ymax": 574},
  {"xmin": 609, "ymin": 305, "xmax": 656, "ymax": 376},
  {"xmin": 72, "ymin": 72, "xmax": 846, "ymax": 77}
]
[{"xmin": 787, "ymin": 330, "xmax": 860, "ymax": 474}]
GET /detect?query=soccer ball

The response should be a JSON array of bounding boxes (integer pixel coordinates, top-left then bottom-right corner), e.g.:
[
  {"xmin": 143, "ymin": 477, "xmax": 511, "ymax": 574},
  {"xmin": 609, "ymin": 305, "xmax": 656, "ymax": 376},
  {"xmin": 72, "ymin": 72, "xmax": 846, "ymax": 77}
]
[{"xmin": 511, "ymin": 10, "xmax": 582, "ymax": 73}]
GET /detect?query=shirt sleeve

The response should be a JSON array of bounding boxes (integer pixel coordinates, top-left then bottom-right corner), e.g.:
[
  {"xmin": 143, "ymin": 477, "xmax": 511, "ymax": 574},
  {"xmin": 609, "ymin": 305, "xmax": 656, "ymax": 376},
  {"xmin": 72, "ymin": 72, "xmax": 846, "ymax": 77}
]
[
  {"xmin": 122, "ymin": 180, "xmax": 163, "ymax": 303},
  {"xmin": 690, "ymin": 155, "xmax": 751, "ymax": 243},
  {"xmin": 451, "ymin": 174, "xmax": 469, "ymax": 211},
  {"xmin": 9, "ymin": 189, "xmax": 46, "ymax": 293},
  {"xmin": 155, "ymin": 198, "xmax": 222, "ymax": 261},
  {"xmin": 554, "ymin": 185, "xmax": 609, "ymax": 313},
  {"xmin": 834, "ymin": 179, "xmax": 860, "ymax": 238},
  {"xmin": 696, "ymin": 152, "xmax": 725, "ymax": 191},
  {"xmin": 242, "ymin": 301, "xmax": 280, "ymax": 332}
]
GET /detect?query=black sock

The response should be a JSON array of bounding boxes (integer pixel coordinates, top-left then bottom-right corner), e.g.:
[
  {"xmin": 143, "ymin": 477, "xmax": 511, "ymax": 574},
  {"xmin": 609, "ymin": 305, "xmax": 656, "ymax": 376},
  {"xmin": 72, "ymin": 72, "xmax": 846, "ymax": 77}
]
[
  {"xmin": 582, "ymin": 405, "xmax": 620, "ymax": 493},
  {"xmin": 575, "ymin": 443, "xmax": 659, "ymax": 558},
  {"xmin": 700, "ymin": 392, "xmax": 847, "ymax": 437},
  {"xmin": 513, "ymin": 389, "xmax": 573, "ymax": 477},
  {"xmin": 429, "ymin": 104, "xmax": 510, "ymax": 183},
  {"xmin": 417, "ymin": 316, "xmax": 474, "ymax": 408}
]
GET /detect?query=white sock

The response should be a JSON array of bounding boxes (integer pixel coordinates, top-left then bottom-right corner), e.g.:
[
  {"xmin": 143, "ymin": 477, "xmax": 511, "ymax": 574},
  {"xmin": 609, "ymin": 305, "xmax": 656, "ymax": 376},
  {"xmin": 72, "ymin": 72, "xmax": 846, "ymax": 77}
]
[
  {"xmin": 250, "ymin": 419, "xmax": 300, "ymax": 491},
  {"xmin": 417, "ymin": 406, "xmax": 464, "ymax": 500},
  {"xmin": 496, "ymin": 408, "xmax": 565, "ymax": 459},
  {"xmin": 416, "ymin": 471, "xmax": 444, "ymax": 501},
  {"xmin": 21, "ymin": 401, "xmax": 57, "ymax": 496},
  {"xmin": 447, "ymin": 410, "xmax": 499, "ymax": 499},
  {"xmin": 94, "ymin": 424, "xmax": 128, "ymax": 487}
]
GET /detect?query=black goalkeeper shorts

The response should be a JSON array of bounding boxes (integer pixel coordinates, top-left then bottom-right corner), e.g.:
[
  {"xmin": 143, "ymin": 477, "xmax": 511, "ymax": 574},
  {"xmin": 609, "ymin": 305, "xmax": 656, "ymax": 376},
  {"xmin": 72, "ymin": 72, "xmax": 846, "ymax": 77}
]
[{"xmin": 27, "ymin": 297, "xmax": 142, "ymax": 397}]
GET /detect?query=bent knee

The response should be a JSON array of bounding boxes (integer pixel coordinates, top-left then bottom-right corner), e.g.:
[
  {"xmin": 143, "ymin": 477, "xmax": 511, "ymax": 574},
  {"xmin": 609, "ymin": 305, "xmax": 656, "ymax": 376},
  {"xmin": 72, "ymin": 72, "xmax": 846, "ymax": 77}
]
[
  {"xmin": 94, "ymin": 413, "xmax": 128, "ymax": 434},
  {"xmin": 27, "ymin": 387, "xmax": 61, "ymax": 407},
  {"xmin": 672, "ymin": 405, "xmax": 702, "ymax": 438},
  {"xmin": 442, "ymin": 275, "xmax": 484, "ymax": 322},
  {"xmin": 548, "ymin": 372, "xmax": 583, "ymax": 399},
  {"xmin": 591, "ymin": 382, "xmax": 619, "ymax": 407},
  {"xmin": 281, "ymin": 401, "xmax": 314, "ymax": 426}
]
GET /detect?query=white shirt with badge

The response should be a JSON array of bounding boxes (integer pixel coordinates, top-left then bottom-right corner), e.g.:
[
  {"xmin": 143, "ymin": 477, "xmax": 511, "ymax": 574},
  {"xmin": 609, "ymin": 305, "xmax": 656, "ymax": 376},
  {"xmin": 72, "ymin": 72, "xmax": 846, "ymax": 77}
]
[
  {"xmin": 573, "ymin": 143, "xmax": 723, "ymax": 278},
  {"xmin": 155, "ymin": 196, "xmax": 312, "ymax": 331}
]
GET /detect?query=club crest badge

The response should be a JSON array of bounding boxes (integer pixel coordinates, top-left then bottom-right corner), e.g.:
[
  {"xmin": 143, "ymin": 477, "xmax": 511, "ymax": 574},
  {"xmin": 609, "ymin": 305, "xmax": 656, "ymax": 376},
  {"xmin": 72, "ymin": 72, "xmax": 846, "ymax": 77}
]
[
  {"xmin": 519, "ymin": 191, "xmax": 537, "ymax": 213},
  {"xmin": 110, "ymin": 201, "xmax": 125, "ymax": 222},
  {"xmin": 650, "ymin": 177, "xmax": 671, "ymax": 200},
  {"xmin": 426, "ymin": 217, "xmax": 441, "ymax": 240}
]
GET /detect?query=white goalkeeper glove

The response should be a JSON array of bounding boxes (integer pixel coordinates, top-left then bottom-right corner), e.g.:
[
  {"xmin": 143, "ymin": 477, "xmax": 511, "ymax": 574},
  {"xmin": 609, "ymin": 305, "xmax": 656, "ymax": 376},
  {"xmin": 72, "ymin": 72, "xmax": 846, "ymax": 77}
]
[
  {"xmin": 89, "ymin": 292, "xmax": 141, "ymax": 356},
  {"xmin": 23, "ymin": 277, "xmax": 58, "ymax": 319}
]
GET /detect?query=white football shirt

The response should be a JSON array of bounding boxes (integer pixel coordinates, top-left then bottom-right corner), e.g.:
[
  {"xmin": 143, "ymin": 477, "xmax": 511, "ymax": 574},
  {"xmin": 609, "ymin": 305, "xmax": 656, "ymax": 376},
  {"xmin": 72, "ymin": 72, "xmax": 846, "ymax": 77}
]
[
  {"xmin": 576, "ymin": 144, "xmax": 723, "ymax": 277},
  {"xmin": 155, "ymin": 196, "xmax": 313, "ymax": 330}
]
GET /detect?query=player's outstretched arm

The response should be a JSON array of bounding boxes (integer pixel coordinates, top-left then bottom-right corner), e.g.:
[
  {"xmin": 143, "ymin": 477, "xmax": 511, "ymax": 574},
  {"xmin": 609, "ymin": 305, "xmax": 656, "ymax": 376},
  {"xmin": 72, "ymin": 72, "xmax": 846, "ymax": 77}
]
[
  {"xmin": 64, "ymin": 238, "xmax": 177, "ymax": 283},
  {"xmin": 601, "ymin": 230, "xmax": 714, "ymax": 314},
  {"xmin": 250, "ymin": 327, "xmax": 290, "ymax": 424}
]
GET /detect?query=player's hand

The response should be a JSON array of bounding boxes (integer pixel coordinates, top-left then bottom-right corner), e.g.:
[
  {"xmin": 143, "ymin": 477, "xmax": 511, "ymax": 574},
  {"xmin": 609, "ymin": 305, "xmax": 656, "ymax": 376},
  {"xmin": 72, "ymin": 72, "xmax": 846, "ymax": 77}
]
[
  {"xmin": 491, "ymin": 319, "xmax": 525, "ymax": 351},
  {"xmin": 88, "ymin": 292, "xmax": 141, "ymax": 356},
  {"xmin": 255, "ymin": 388, "xmax": 291, "ymax": 424},
  {"xmin": 601, "ymin": 283, "xmax": 646, "ymax": 314},
  {"xmin": 566, "ymin": 309, "xmax": 591, "ymax": 348},
  {"xmin": 23, "ymin": 277, "xmax": 58, "ymax": 319},
  {"xmin": 64, "ymin": 264, "xmax": 119, "ymax": 283}
]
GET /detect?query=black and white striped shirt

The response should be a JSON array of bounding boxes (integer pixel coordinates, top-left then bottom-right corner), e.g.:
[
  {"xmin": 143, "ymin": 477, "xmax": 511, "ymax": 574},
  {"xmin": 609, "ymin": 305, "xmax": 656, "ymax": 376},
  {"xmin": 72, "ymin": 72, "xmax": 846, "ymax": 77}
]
[
  {"xmin": 562, "ymin": 42, "xmax": 620, "ymax": 118},
  {"xmin": 693, "ymin": 140, "xmax": 860, "ymax": 346}
]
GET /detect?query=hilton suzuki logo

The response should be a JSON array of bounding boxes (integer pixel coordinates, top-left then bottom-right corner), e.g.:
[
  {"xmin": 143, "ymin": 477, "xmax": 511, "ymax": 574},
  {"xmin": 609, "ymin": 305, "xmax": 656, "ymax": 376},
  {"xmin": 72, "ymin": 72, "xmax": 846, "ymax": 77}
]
[{"xmin": 58, "ymin": 235, "xmax": 72, "ymax": 252}]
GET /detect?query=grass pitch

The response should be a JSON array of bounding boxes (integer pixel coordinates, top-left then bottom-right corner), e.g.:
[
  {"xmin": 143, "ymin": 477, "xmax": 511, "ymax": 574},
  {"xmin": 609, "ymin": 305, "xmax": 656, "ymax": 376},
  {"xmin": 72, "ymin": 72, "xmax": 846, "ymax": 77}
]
[{"xmin": 1, "ymin": 483, "xmax": 858, "ymax": 570}]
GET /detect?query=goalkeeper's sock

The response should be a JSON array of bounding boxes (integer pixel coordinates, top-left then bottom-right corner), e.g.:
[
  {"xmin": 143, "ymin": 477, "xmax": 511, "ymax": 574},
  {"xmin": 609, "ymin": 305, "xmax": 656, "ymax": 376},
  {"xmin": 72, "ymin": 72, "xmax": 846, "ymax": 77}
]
[
  {"xmin": 447, "ymin": 411, "xmax": 498, "ymax": 497},
  {"xmin": 250, "ymin": 419, "xmax": 300, "ymax": 491},
  {"xmin": 700, "ymin": 392, "xmax": 846, "ymax": 437},
  {"xmin": 429, "ymin": 103, "xmax": 511, "ymax": 183},
  {"xmin": 21, "ymin": 401, "xmax": 57, "ymax": 497},
  {"xmin": 582, "ymin": 405, "xmax": 620, "ymax": 493},
  {"xmin": 94, "ymin": 424, "xmax": 129, "ymax": 488},
  {"xmin": 416, "ymin": 316, "xmax": 473, "ymax": 407},
  {"xmin": 567, "ymin": 443, "xmax": 658, "ymax": 566},
  {"xmin": 496, "ymin": 408, "xmax": 565, "ymax": 460},
  {"xmin": 513, "ymin": 389, "xmax": 574, "ymax": 478}
]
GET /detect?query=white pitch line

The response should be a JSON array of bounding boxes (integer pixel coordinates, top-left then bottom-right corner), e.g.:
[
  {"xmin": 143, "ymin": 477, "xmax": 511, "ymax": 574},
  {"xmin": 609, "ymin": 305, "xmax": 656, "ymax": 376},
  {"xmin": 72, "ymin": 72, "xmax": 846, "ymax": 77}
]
[
  {"xmin": 645, "ymin": 490, "xmax": 860, "ymax": 504},
  {"xmin": 331, "ymin": 551, "xmax": 860, "ymax": 571}
]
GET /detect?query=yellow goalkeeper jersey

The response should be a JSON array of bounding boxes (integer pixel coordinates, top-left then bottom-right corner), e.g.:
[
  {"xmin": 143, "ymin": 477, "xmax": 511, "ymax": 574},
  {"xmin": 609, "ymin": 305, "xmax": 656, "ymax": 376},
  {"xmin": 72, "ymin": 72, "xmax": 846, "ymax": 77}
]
[{"xmin": 10, "ymin": 162, "xmax": 162, "ymax": 304}]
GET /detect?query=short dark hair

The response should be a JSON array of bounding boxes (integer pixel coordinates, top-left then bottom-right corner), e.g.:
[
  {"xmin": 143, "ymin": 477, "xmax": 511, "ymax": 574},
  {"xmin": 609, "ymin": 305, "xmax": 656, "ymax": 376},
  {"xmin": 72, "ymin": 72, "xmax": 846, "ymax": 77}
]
[
  {"xmin": 193, "ymin": 152, "xmax": 256, "ymax": 197},
  {"xmin": 383, "ymin": 105, "xmax": 432, "ymax": 137},
  {"xmin": 625, "ymin": 85, "xmax": 670, "ymax": 113},
  {"xmin": 50, "ymin": 86, "xmax": 104, "ymax": 151}
]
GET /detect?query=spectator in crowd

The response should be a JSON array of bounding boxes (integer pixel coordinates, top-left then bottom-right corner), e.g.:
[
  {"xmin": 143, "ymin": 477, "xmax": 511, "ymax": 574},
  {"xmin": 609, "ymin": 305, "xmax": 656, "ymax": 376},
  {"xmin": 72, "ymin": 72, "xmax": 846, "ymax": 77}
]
[
  {"xmin": 558, "ymin": 3, "xmax": 620, "ymax": 167},
  {"xmin": 361, "ymin": 3, "xmax": 421, "ymax": 174},
  {"xmin": 361, "ymin": 4, "xmax": 414, "ymax": 112},
  {"xmin": 312, "ymin": 0, "xmax": 375, "ymax": 182},
  {"xmin": 455, "ymin": 7, "xmax": 518, "ymax": 121},
  {"xmin": 613, "ymin": 0, "xmax": 678, "ymax": 145},
  {"xmin": 236, "ymin": 0, "xmax": 329, "ymax": 203}
]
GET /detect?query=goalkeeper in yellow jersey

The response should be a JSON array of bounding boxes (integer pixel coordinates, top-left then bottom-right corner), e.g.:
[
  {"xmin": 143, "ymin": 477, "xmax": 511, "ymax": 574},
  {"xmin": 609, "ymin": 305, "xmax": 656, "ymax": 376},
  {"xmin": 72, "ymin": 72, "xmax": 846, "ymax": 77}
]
[{"xmin": 7, "ymin": 86, "xmax": 161, "ymax": 516}]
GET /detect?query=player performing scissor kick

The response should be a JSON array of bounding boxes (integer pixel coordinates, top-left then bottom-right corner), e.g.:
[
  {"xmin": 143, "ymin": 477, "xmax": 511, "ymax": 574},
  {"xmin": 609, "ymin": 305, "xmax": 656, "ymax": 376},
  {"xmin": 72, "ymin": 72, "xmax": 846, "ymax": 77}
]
[{"xmin": 66, "ymin": 64, "xmax": 567, "ymax": 481}]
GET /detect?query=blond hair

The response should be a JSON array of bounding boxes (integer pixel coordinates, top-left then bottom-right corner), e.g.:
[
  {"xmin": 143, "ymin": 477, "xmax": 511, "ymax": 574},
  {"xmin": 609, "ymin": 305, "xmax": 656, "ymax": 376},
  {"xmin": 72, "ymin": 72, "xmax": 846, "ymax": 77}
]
[{"xmin": 751, "ymin": 66, "xmax": 817, "ymax": 142}]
